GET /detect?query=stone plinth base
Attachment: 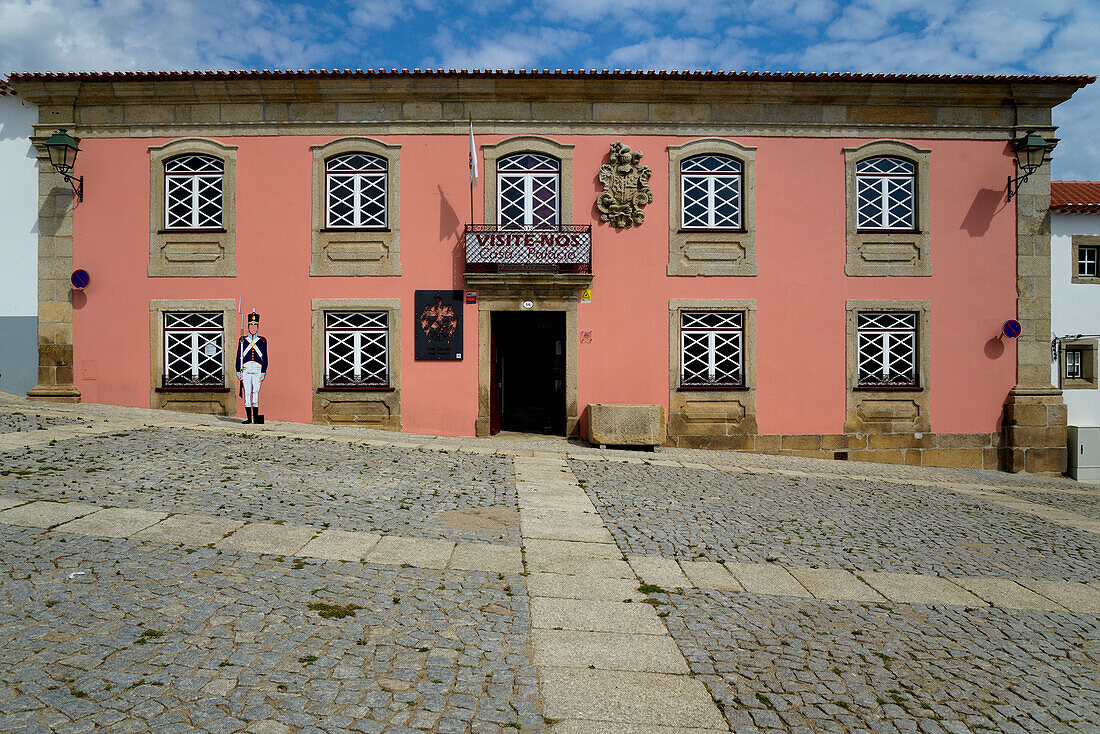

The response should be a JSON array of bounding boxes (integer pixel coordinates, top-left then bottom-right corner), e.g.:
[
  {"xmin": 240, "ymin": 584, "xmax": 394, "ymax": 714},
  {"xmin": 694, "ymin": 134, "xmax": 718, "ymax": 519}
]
[
  {"xmin": 1002, "ymin": 386, "xmax": 1068, "ymax": 475},
  {"xmin": 313, "ymin": 390, "xmax": 401, "ymax": 431},
  {"xmin": 589, "ymin": 404, "xmax": 666, "ymax": 447},
  {"xmin": 26, "ymin": 383, "xmax": 81, "ymax": 403},
  {"xmin": 666, "ymin": 431, "xmax": 1006, "ymax": 471},
  {"xmin": 154, "ymin": 389, "xmax": 231, "ymax": 416}
]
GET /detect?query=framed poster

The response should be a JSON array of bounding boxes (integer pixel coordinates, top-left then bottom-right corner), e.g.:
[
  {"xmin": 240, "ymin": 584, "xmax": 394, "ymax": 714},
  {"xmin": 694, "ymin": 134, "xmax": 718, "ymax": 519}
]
[{"xmin": 415, "ymin": 290, "xmax": 463, "ymax": 360}]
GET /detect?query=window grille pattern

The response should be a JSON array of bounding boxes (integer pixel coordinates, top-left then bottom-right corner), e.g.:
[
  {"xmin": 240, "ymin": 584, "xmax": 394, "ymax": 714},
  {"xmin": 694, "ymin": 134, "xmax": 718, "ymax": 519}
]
[
  {"xmin": 856, "ymin": 312, "xmax": 918, "ymax": 387},
  {"xmin": 326, "ymin": 153, "xmax": 388, "ymax": 228},
  {"xmin": 1080, "ymin": 246, "xmax": 1099, "ymax": 278},
  {"xmin": 163, "ymin": 312, "xmax": 224, "ymax": 386},
  {"xmin": 680, "ymin": 311, "xmax": 744, "ymax": 387},
  {"xmin": 1065, "ymin": 350, "xmax": 1083, "ymax": 379},
  {"xmin": 165, "ymin": 155, "xmax": 224, "ymax": 229},
  {"xmin": 324, "ymin": 311, "xmax": 389, "ymax": 387},
  {"xmin": 681, "ymin": 155, "xmax": 742, "ymax": 229},
  {"xmin": 498, "ymin": 153, "xmax": 560, "ymax": 230},
  {"xmin": 856, "ymin": 157, "xmax": 915, "ymax": 230}
]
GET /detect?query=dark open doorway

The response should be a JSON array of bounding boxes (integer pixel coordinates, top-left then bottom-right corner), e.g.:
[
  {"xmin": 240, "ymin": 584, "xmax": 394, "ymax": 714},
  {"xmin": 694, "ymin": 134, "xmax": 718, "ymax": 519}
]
[{"xmin": 490, "ymin": 311, "xmax": 566, "ymax": 435}]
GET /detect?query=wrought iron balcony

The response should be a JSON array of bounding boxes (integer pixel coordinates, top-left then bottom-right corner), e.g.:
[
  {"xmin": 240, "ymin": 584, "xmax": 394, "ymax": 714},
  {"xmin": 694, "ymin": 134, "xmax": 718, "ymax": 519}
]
[{"xmin": 464, "ymin": 224, "xmax": 592, "ymax": 274}]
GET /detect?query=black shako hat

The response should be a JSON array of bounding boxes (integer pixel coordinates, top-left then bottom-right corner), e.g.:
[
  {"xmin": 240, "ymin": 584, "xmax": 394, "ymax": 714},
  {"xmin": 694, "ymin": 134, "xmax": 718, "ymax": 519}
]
[{"xmin": 247, "ymin": 312, "xmax": 260, "ymax": 325}]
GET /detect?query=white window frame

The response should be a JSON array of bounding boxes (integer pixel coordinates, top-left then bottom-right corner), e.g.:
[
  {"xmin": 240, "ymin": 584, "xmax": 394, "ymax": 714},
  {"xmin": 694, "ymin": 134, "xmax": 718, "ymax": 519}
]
[
  {"xmin": 164, "ymin": 154, "xmax": 225, "ymax": 230},
  {"xmin": 680, "ymin": 311, "xmax": 745, "ymax": 388},
  {"xmin": 1079, "ymin": 246, "xmax": 1099, "ymax": 278},
  {"xmin": 855, "ymin": 156, "xmax": 917, "ymax": 231},
  {"xmin": 324, "ymin": 311, "xmax": 390, "ymax": 387},
  {"xmin": 325, "ymin": 153, "xmax": 388, "ymax": 229},
  {"xmin": 856, "ymin": 311, "xmax": 919, "ymax": 388},
  {"xmin": 497, "ymin": 153, "xmax": 560, "ymax": 230},
  {"xmin": 1065, "ymin": 349, "xmax": 1084, "ymax": 379},
  {"xmin": 162, "ymin": 311, "xmax": 225, "ymax": 387},
  {"xmin": 680, "ymin": 155, "xmax": 743, "ymax": 230}
]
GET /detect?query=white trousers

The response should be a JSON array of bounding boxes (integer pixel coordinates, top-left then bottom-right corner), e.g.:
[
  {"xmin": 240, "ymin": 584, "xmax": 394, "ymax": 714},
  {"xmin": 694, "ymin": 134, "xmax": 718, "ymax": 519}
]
[{"xmin": 241, "ymin": 362, "xmax": 263, "ymax": 407}]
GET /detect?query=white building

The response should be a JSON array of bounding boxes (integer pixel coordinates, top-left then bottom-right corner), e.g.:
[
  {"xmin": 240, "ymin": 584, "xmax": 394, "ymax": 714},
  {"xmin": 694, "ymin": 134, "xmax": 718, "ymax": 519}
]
[
  {"xmin": 0, "ymin": 80, "xmax": 39, "ymax": 396},
  {"xmin": 1051, "ymin": 182, "xmax": 1100, "ymax": 429}
]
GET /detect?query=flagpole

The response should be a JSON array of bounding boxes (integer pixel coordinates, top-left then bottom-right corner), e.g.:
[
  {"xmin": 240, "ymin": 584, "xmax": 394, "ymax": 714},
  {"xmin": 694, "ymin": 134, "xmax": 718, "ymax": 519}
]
[{"xmin": 468, "ymin": 118, "xmax": 477, "ymax": 225}]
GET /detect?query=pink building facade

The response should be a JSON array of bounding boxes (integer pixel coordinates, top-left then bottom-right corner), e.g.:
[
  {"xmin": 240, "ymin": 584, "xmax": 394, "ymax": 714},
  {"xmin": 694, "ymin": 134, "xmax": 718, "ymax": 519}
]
[{"xmin": 11, "ymin": 70, "xmax": 1092, "ymax": 472}]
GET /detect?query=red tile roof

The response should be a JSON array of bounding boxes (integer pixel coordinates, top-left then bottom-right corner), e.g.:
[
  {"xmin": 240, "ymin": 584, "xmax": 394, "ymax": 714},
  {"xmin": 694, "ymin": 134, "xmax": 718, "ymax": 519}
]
[
  {"xmin": 4, "ymin": 68, "xmax": 1096, "ymax": 85},
  {"xmin": 0, "ymin": 79, "xmax": 14, "ymax": 96},
  {"xmin": 1051, "ymin": 182, "xmax": 1100, "ymax": 213}
]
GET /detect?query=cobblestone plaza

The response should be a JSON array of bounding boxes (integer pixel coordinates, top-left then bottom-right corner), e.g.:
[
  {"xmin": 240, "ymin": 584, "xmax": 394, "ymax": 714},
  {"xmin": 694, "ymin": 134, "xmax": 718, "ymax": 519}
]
[{"xmin": 0, "ymin": 393, "xmax": 1097, "ymax": 733}]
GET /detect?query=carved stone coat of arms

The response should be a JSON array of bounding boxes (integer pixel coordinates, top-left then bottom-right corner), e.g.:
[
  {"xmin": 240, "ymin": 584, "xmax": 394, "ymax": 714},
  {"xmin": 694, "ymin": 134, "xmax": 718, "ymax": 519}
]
[{"xmin": 597, "ymin": 141, "xmax": 652, "ymax": 228}]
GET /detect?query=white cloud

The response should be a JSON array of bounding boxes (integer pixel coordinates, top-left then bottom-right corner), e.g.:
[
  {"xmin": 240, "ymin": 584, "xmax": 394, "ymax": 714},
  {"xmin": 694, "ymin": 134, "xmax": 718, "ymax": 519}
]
[
  {"xmin": 435, "ymin": 27, "xmax": 590, "ymax": 70},
  {"xmin": 0, "ymin": 0, "xmax": 342, "ymax": 72}
]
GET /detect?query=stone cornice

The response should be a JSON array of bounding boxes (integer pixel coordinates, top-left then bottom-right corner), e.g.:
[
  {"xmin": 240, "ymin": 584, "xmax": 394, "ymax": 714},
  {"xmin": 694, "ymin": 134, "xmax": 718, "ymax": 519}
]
[{"xmin": 10, "ymin": 75, "xmax": 1089, "ymax": 111}]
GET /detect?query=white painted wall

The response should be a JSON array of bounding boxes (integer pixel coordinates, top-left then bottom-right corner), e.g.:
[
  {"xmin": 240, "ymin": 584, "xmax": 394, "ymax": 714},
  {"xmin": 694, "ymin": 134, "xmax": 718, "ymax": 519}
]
[
  {"xmin": 1051, "ymin": 211, "xmax": 1100, "ymax": 426},
  {"xmin": 0, "ymin": 93, "xmax": 38, "ymax": 317}
]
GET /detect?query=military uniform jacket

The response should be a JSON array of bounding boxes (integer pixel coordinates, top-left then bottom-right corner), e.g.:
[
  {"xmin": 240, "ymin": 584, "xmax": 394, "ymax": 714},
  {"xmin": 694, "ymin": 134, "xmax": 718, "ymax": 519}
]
[{"xmin": 236, "ymin": 335, "xmax": 268, "ymax": 373}]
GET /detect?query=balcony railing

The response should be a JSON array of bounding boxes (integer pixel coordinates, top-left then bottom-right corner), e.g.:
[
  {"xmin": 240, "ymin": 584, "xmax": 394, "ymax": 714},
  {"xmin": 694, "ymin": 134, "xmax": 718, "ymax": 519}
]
[{"xmin": 464, "ymin": 224, "xmax": 592, "ymax": 274}]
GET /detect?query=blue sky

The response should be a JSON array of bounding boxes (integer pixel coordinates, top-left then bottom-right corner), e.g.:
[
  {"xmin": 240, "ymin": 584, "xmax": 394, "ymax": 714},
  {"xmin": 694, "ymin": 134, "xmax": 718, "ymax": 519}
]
[{"xmin": 2, "ymin": 0, "xmax": 1098, "ymax": 178}]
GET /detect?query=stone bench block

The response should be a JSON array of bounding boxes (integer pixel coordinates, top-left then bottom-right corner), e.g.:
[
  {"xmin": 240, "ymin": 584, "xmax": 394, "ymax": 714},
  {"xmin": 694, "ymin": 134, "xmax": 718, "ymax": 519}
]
[{"xmin": 588, "ymin": 404, "xmax": 666, "ymax": 447}]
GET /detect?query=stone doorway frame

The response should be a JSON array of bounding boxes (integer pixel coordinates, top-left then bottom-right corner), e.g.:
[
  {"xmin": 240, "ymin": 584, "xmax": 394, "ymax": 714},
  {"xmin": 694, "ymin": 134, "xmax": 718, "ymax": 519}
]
[{"xmin": 468, "ymin": 275, "xmax": 587, "ymax": 438}]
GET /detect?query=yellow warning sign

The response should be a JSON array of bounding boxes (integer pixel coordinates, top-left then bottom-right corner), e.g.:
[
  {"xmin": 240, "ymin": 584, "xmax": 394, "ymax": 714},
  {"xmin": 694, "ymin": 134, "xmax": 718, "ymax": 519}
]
[{"xmin": 580, "ymin": 289, "xmax": 591, "ymax": 303}]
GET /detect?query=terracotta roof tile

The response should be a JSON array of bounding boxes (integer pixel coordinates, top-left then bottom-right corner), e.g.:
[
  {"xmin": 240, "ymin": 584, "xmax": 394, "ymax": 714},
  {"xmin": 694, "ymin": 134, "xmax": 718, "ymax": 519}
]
[
  {"xmin": 4, "ymin": 68, "xmax": 1096, "ymax": 85},
  {"xmin": 1051, "ymin": 181, "xmax": 1100, "ymax": 213}
]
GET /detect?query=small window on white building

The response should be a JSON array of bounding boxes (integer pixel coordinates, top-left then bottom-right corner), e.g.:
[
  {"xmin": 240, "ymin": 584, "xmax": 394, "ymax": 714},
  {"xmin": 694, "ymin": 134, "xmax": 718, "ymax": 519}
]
[
  {"xmin": 856, "ymin": 312, "xmax": 919, "ymax": 387},
  {"xmin": 324, "ymin": 311, "xmax": 389, "ymax": 387},
  {"xmin": 326, "ymin": 153, "xmax": 388, "ymax": 229},
  {"xmin": 1066, "ymin": 349, "xmax": 1084, "ymax": 379},
  {"xmin": 497, "ymin": 153, "xmax": 560, "ymax": 230},
  {"xmin": 164, "ymin": 154, "xmax": 225, "ymax": 230},
  {"xmin": 1079, "ymin": 246, "xmax": 1099, "ymax": 278},
  {"xmin": 856, "ymin": 157, "xmax": 916, "ymax": 231},
  {"xmin": 680, "ymin": 311, "xmax": 744, "ymax": 387},
  {"xmin": 163, "ymin": 312, "xmax": 224, "ymax": 387},
  {"xmin": 681, "ymin": 155, "xmax": 743, "ymax": 230}
]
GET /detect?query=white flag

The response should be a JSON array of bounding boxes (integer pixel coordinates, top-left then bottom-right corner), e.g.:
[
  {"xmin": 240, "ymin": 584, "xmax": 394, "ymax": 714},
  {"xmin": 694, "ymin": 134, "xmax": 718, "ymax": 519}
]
[{"xmin": 469, "ymin": 121, "xmax": 478, "ymax": 185}]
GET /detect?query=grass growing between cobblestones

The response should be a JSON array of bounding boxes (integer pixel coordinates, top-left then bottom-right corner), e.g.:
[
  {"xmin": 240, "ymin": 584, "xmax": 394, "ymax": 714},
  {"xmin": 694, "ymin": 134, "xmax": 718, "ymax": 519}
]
[
  {"xmin": 663, "ymin": 589, "xmax": 1099, "ymax": 733},
  {"xmin": 0, "ymin": 527, "xmax": 546, "ymax": 733}
]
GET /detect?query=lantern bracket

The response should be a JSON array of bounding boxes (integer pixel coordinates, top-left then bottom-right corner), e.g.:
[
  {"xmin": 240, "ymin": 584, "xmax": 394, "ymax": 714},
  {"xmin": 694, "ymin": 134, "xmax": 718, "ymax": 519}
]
[
  {"xmin": 1006, "ymin": 130, "xmax": 1054, "ymax": 202},
  {"xmin": 43, "ymin": 129, "xmax": 84, "ymax": 202}
]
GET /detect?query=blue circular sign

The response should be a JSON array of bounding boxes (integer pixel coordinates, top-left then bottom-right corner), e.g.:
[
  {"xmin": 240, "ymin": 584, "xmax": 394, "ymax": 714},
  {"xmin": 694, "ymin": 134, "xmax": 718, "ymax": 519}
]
[
  {"xmin": 1002, "ymin": 320, "xmax": 1022, "ymax": 339},
  {"xmin": 71, "ymin": 269, "xmax": 90, "ymax": 290}
]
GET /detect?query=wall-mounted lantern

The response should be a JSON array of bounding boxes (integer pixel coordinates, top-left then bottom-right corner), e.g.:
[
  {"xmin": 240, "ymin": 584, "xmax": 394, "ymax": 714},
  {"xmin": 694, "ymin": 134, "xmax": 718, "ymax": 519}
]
[
  {"xmin": 44, "ymin": 129, "xmax": 84, "ymax": 201},
  {"xmin": 1006, "ymin": 130, "xmax": 1054, "ymax": 201}
]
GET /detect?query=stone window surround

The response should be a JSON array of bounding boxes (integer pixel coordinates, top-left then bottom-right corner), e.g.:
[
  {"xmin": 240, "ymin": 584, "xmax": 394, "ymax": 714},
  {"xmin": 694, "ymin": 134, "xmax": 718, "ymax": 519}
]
[
  {"xmin": 311, "ymin": 137, "xmax": 401, "ymax": 277},
  {"xmin": 845, "ymin": 299, "xmax": 932, "ymax": 433},
  {"xmin": 481, "ymin": 136, "xmax": 574, "ymax": 225},
  {"xmin": 148, "ymin": 299, "xmax": 237, "ymax": 416},
  {"xmin": 149, "ymin": 138, "xmax": 237, "ymax": 278},
  {"xmin": 668, "ymin": 298, "xmax": 758, "ymax": 437},
  {"xmin": 311, "ymin": 298, "xmax": 402, "ymax": 430},
  {"xmin": 667, "ymin": 139, "xmax": 758, "ymax": 277},
  {"xmin": 1070, "ymin": 235, "xmax": 1100, "ymax": 284},
  {"xmin": 844, "ymin": 140, "xmax": 931, "ymax": 277},
  {"xmin": 1060, "ymin": 339, "xmax": 1098, "ymax": 390}
]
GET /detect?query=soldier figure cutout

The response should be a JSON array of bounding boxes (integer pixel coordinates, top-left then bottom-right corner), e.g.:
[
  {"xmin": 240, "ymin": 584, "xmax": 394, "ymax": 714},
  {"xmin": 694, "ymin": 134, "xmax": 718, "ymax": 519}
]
[{"xmin": 236, "ymin": 311, "xmax": 268, "ymax": 424}]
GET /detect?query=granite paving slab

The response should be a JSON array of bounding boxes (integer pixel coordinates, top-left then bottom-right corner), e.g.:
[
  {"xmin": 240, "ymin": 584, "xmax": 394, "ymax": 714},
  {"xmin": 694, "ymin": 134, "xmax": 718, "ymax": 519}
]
[
  {"xmin": 214, "ymin": 522, "xmax": 319, "ymax": 556},
  {"xmin": 0, "ymin": 500, "xmax": 98, "ymax": 528},
  {"xmin": 53, "ymin": 507, "xmax": 168, "ymax": 539},
  {"xmin": 131, "ymin": 512, "xmax": 245, "ymax": 546}
]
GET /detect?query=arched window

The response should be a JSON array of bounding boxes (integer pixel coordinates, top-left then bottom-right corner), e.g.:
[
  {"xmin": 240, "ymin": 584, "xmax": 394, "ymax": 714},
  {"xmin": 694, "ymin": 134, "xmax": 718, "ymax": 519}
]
[
  {"xmin": 325, "ymin": 153, "xmax": 388, "ymax": 229},
  {"xmin": 855, "ymin": 156, "xmax": 916, "ymax": 231},
  {"xmin": 680, "ymin": 154, "xmax": 743, "ymax": 230},
  {"xmin": 497, "ymin": 153, "xmax": 560, "ymax": 229},
  {"xmin": 164, "ymin": 154, "xmax": 224, "ymax": 230}
]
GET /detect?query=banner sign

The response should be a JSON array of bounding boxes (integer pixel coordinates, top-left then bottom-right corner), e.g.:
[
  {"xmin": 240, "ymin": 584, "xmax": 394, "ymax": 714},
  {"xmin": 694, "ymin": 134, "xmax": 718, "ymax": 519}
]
[
  {"xmin": 465, "ymin": 229, "xmax": 591, "ymax": 265},
  {"xmin": 415, "ymin": 290, "xmax": 464, "ymax": 361}
]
